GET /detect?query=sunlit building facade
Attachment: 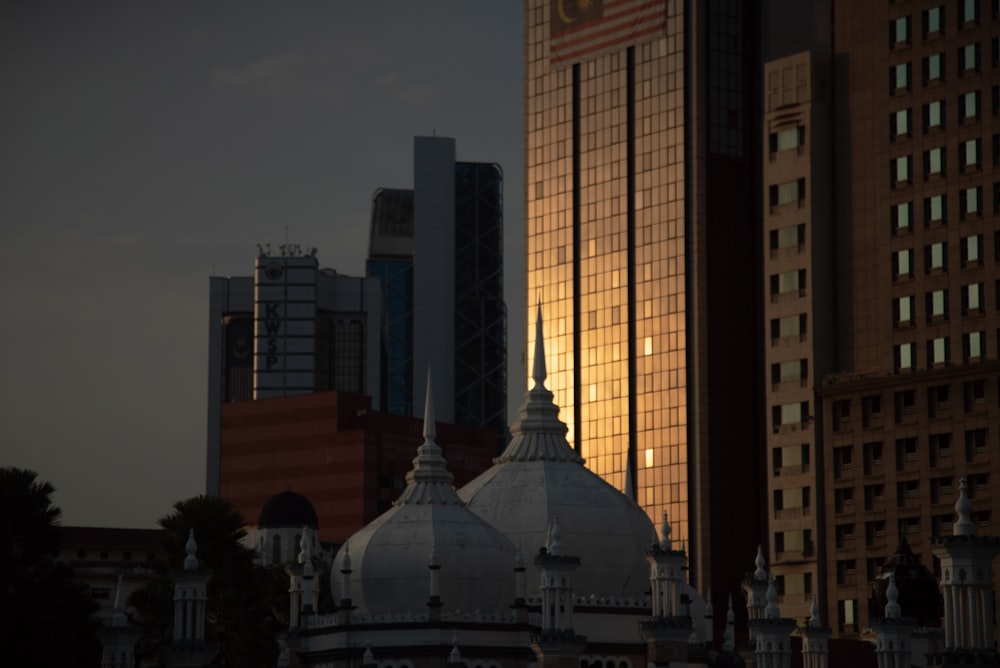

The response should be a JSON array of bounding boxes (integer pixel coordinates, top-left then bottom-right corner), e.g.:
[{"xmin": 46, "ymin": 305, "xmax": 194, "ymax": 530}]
[{"xmin": 524, "ymin": 0, "xmax": 764, "ymax": 604}]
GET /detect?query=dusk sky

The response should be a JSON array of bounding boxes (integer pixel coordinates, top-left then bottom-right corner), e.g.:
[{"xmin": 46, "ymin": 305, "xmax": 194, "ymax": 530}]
[{"xmin": 0, "ymin": 2, "xmax": 525, "ymax": 528}]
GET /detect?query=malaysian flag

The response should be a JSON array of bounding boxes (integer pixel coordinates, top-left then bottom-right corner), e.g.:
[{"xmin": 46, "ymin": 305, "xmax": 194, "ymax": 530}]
[{"xmin": 549, "ymin": 0, "xmax": 667, "ymax": 67}]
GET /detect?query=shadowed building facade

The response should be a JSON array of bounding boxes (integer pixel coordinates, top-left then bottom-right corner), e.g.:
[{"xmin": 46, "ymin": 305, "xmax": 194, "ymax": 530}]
[{"xmin": 524, "ymin": 0, "xmax": 764, "ymax": 619}]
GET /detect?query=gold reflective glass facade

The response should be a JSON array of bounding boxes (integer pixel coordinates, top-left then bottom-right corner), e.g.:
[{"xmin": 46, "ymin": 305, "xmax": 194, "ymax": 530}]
[{"xmin": 525, "ymin": 1, "xmax": 690, "ymax": 546}]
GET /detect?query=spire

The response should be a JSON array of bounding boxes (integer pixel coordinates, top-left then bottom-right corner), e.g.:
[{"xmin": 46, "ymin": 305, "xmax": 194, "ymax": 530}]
[
  {"xmin": 764, "ymin": 577, "xmax": 780, "ymax": 619},
  {"xmin": 362, "ymin": 642, "xmax": 375, "ymax": 666},
  {"xmin": 449, "ymin": 633, "xmax": 462, "ymax": 664},
  {"xmin": 660, "ymin": 512, "xmax": 673, "ymax": 551},
  {"xmin": 754, "ymin": 544, "xmax": 768, "ymax": 581},
  {"xmin": 532, "ymin": 302, "xmax": 546, "ymax": 388},
  {"xmin": 547, "ymin": 515, "xmax": 563, "ymax": 556},
  {"xmin": 954, "ymin": 476, "xmax": 976, "ymax": 536},
  {"xmin": 885, "ymin": 574, "xmax": 902, "ymax": 619},
  {"xmin": 496, "ymin": 302, "xmax": 583, "ymax": 464},
  {"xmin": 184, "ymin": 529, "xmax": 198, "ymax": 571},
  {"xmin": 723, "ymin": 593, "xmax": 735, "ymax": 651},
  {"xmin": 299, "ymin": 526, "xmax": 314, "ymax": 575},
  {"xmin": 809, "ymin": 595, "xmax": 822, "ymax": 628},
  {"xmin": 393, "ymin": 370, "xmax": 463, "ymax": 506},
  {"xmin": 111, "ymin": 573, "xmax": 128, "ymax": 628}
]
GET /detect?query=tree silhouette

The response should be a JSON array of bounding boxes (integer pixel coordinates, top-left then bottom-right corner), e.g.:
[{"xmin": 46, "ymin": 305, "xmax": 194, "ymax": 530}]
[
  {"xmin": 0, "ymin": 467, "xmax": 100, "ymax": 667},
  {"xmin": 129, "ymin": 495, "xmax": 288, "ymax": 667}
]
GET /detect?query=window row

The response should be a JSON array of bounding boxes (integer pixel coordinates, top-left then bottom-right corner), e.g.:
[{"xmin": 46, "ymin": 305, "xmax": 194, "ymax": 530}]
[
  {"xmin": 890, "ymin": 140, "xmax": 984, "ymax": 184},
  {"xmin": 890, "ymin": 2, "xmax": 981, "ymax": 49},
  {"xmin": 894, "ymin": 331, "xmax": 990, "ymax": 369},
  {"xmin": 890, "ymin": 95, "xmax": 981, "ymax": 139},
  {"xmin": 891, "ymin": 188, "xmax": 992, "ymax": 230},
  {"xmin": 891, "ymin": 237, "xmax": 984, "ymax": 277},
  {"xmin": 892, "ymin": 284, "xmax": 992, "ymax": 326}
]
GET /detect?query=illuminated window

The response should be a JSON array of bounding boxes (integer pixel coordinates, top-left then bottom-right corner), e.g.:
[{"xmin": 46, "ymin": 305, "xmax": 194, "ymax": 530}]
[
  {"xmin": 893, "ymin": 249, "xmax": 913, "ymax": 278},
  {"xmin": 924, "ymin": 53, "xmax": 944, "ymax": 82},
  {"xmin": 930, "ymin": 336, "xmax": 950, "ymax": 365},
  {"xmin": 962, "ymin": 139, "xmax": 981, "ymax": 170},
  {"xmin": 895, "ymin": 342, "xmax": 915, "ymax": 370},
  {"xmin": 927, "ymin": 289, "xmax": 948, "ymax": 320},
  {"xmin": 924, "ymin": 6, "xmax": 943, "ymax": 35},
  {"xmin": 891, "ymin": 16, "xmax": 911, "ymax": 46},
  {"xmin": 893, "ymin": 295, "xmax": 914, "ymax": 325},
  {"xmin": 962, "ymin": 283, "xmax": 984, "ymax": 312},
  {"xmin": 892, "ymin": 202, "xmax": 912, "ymax": 231},
  {"xmin": 960, "ymin": 43, "xmax": 980, "ymax": 74},
  {"xmin": 961, "ymin": 91, "xmax": 980, "ymax": 120},
  {"xmin": 962, "ymin": 235, "xmax": 982, "ymax": 265},
  {"xmin": 964, "ymin": 331, "xmax": 985, "ymax": 359},
  {"xmin": 925, "ymin": 100, "xmax": 944, "ymax": 129},
  {"xmin": 926, "ymin": 242, "xmax": 948, "ymax": 271},
  {"xmin": 925, "ymin": 194, "xmax": 946, "ymax": 224},
  {"xmin": 891, "ymin": 62, "xmax": 911, "ymax": 91},
  {"xmin": 925, "ymin": 147, "xmax": 945, "ymax": 177}
]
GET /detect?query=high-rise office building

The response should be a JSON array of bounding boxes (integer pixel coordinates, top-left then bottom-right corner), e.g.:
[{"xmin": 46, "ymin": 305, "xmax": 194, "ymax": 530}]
[
  {"xmin": 524, "ymin": 0, "xmax": 765, "ymax": 609},
  {"xmin": 764, "ymin": 1, "xmax": 1000, "ymax": 636},
  {"xmin": 205, "ymin": 250, "xmax": 385, "ymax": 494},
  {"xmin": 368, "ymin": 137, "xmax": 507, "ymax": 450}
]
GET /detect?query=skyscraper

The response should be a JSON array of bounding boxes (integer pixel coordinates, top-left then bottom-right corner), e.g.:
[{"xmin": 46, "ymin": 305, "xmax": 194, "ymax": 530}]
[
  {"xmin": 763, "ymin": 0, "xmax": 1000, "ymax": 635},
  {"xmin": 368, "ymin": 137, "xmax": 507, "ymax": 450},
  {"xmin": 524, "ymin": 0, "xmax": 764, "ymax": 605}
]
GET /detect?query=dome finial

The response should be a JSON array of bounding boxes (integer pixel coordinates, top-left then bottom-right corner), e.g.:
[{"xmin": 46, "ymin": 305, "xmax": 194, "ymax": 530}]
[
  {"xmin": 532, "ymin": 302, "xmax": 547, "ymax": 388},
  {"xmin": 885, "ymin": 573, "xmax": 902, "ymax": 619},
  {"xmin": 184, "ymin": 528, "xmax": 198, "ymax": 571},
  {"xmin": 754, "ymin": 544, "xmax": 768, "ymax": 581},
  {"xmin": 954, "ymin": 476, "xmax": 975, "ymax": 536},
  {"xmin": 764, "ymin": 577, "xmax": 780, "ymax": 619},
  {"xmin": 809, "ymin": 595, "xmax": 821, "ymax": 627},
  {"xmin": 660, "ymin": 511, "xmax": 672, "ymax": 550}
]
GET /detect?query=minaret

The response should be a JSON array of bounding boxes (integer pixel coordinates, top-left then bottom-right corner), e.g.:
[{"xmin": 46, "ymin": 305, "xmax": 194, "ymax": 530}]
[
  {"xmin": 930, "ymin": 476, "xmax": 1000, "ymax": 657},
  {"xmin": 98, "ymin": 574, "xmax": 142, "ymax": 668},
  {"xmin": 639, "ymin": 513, "xmax": 695, "ymax": 668},
  {"xmin": 336, "ymin": 540, "xmax": 354, "ymax": 625},
  {"xmin": 797, "ymin": 596, "xmax": 831, "ymax": 668},
  {"xmin": 747, "ymin": 578, "xmax": 795, "ymax": 668},
  {"xmin": 529, "ymin": 515, "xmax": 586, "ymax": 668},
  {"xmin": 164, "ymin": 529, "xmax": 215, "ymax": 668},
  {"xmin": 870, "ymin": 575, "xmax": 916, "ymax": 668},
  {"xmin": 428, "ymin": 544, "xmax": 443, "ymax": 621},
  {"xmin": 742, "ymin": 545, "xmax": 770, "ymax": 640}
]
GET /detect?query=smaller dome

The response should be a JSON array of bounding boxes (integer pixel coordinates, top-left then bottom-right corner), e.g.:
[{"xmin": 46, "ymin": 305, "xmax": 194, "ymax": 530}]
[{"xmin": 258, "ymin": 490, "xmax": 319, "ymax": 529}]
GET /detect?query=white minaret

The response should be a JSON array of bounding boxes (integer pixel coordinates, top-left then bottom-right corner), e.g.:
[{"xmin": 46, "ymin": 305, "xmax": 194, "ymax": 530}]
[
  {"xmin": 164, "ymin": 529, "xmax": 214, "ymax": 668},
  {"xmin": 98, "ymin": 574, "xmax": 141, "ymax": 668},
  {"xmin": 797, "ymin": 596, "xmax": 831, "ymax": 668},
  {"xmin": 748, "ymin": 578, "xmax": 795, "ymax": 668},
  {"xmin": 530, "ymin": 513, "xmax": 586, "ymax": 668},
  {"xmin": 639, "ymin": 513, "xmax": 695, "ymax": 667},
  {"xmin": 930, "ymin": 476, "xmax": 1000, "ymax": 652},
  {"xmin": 742, "ymin": 544, "xmax": 770, "ymax": 642},
  {"xmin": 870, "ymin": 574, "xmax": 916, "ymax": 668}
]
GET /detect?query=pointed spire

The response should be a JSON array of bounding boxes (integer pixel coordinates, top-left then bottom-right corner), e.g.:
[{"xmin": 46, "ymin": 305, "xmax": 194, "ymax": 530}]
[
  {"xmin": 532, "ymin": 302, "xmax": 547, "ymax": 388},
  {"xmin": 954, "ymin": 476, "xmax": 976, "ymax": 536},
  {"xmin": 764, "ymin": 577, "xmax": 780, "ymax": 619},
  {"xmin": 660, "ymin": 512, "xmax": 673, "ymax": 550},
  {"xmin": 809, "ymin": 595, "xmax": 822, "ymax": 628},
  {"xmin": 754, "ymin": 544, "xmax": 768, "ymax": 581},
  {"xmin": 362, "ymin": 640, "xmax": 375, "ymax": 666},
  {"xmin": 184, "ymin": 529, "xmax": 198, "ymax": 571},
  {"xmin": 723, "ymin": 593, "xmax": 735, "ymax": 652},
  {"xmin": 547, "ymin": 515, "xmax": 563, "ymax": 556},
  {"xmin": 111, "ymin": 573, "xmax": 128, "ymax": 627},
  {"xmin": 885, "ymin": 574, "xmax": 902, "ymax": 619},
  {"xmin": 341, "ymin": 539, "xmax": 352, "ymax": 572},
  {"xmin": 393, "ymin": 370, "xmax": 463, "ymax": 506},
  {"xmin": 449, "ymin": 633, "xmax": 462, "ymax": 664}
]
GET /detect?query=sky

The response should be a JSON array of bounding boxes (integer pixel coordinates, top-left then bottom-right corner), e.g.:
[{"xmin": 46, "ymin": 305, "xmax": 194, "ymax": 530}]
[{"xmin": 0, "ymin": 1, "xmax": 525, "ymax": 528}]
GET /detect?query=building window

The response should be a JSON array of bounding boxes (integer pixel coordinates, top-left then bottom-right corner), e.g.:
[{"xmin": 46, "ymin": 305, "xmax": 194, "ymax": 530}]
[
  {"xmin": 925, "ymin": 194, "xmax": 946, "ymax": 224},
  {"xmin": 964, "ymin": 331, "xmax": 986, "ymax": 359},
  {"xmin": 892, "ymin": 62, "xmax": 912, "ymax": 92},
  {"xmin": 965, "ymin": 429, "xmax": 988, "ymax": 461},
  {"xmin": 893, "ymin": 295, "xmax": 914, "ymax": 326},
  {"xmin": 771, "ymin": 269, "xmax": 806, "ymax": 297},
  {"xmin": 773, "ymin": 401, "xmax": 808, "ymax": 429},
  {"xmin": 892, "ymin": 109, "xmax": 912, "ymax": 139},
  {"xmin": 895, "ymin": 342, "xmax": 915, "ymax": 370},
  {"xmin": 894, "ymin": 249, "xmax": 913, "ymax": 278},
  {"xmin": 929, "ymin": 384, "xmax": 950, "ymax": 415},
  {"xmin": 930, "ymin": 433, "xmax": 952, "ymax": 465},
  {"xmin": 893, "ymin": 155, "xmax": 913, "ymax": 185},
  {"xmin": 962, "ymin": 90, "xmax": 980, "ymax": 121},
  {"xmin": 960, "ymin": 43, "xmax": 981, "ymax": 74},
  {"xmin": 865, "ymin": 484, "xmax": 886, "ymax": 511},
  {"xmin": 770, "ymin": 178, "xmax": 806, "ymax": 207},
  {"xmin": 961, "ymin": 186, "xmax": 982, "ymax": 217},
  {"xmin": 773, "ymin": 443, "xmax": 809, "ymax": 475},
  {"xmin": 925, "ymin": 147, "xmax": 945, "ymax": 177},
  {"xmin": 924, "ymin": 53, "xmax": 945, "ymax": 83},
  {"xmin": 896, "ymin": 437, "xmax": 918, "ymax": 470},
  {"xmin": 892, "ymin": 202, "xmax": 913, "ymax": 232},
  {"xmin": 770, "ymin": 126, "xmax": 805, "ymax": 153},
  {"xmin": 771, "ymin": 314, "xmax": 806, "ymax": 340},
  {"xmin": 962, "ymin": 235, "xmax": 983, "ymax": 266},
  {"xmin": 833, "ymin": 401, "xmax": 852, "ymax": 433},
  {"xmin": 925, "ymin": 6, "xmax": 944, "ymax": 36},
  {"xmin": 770, "ymin": 224, "xmax": 805, "ymax": 251},
  {"xmin": 929, "ymin": 336, "xmax": 951, "ymax": 365},
  {"xmin": 926, "ymin": 242, "xmax": 948, "ymax": 272},
  {"xmin": 927, "ymin": 289, "xmax": 949, "ymax": 320},
  {"xmin": 772, "ymin": 359, "xmax": 807, "ymax": 386},
  {"xmin": 839, "ymin": 599, "xmax": 858, "ymax": 632},
  {"xmin": 891, "ymin": 16, "xmax": 911, "ymax": 46},
  {"xmin": 961, "ymin": 0, "xmax": 979, "ymax": 24},
  {"xmin": 925, "ymin": 100, "xmax": 945, "ymax": 129},
  {"xmin": 962, "ymin": 283, "xmax": 984, "ymax": 313},
  {"xmin": 895, "ymin": 390, "xmax": 916, "ymax": 421},
  {"xmin": 964, "ymin": 379, "xmax": 986, "ymax": 411},
  {"xmin": 962, "ymin": 139, "xmax": 981, "ymax": 170},
  {"xmin": 864, "ymin": 443, "xmax": 884, "ymax": 476}
]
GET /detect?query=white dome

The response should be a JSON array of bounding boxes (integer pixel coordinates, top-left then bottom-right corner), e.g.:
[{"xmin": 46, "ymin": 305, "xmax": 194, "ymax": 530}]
[
  {"xmin": 332, "ymin": 378, "xmax": 515, "ymax": 615},
  {"xmin": 458, "ymin": 310, "xmax": 654, "ymax": 599}
]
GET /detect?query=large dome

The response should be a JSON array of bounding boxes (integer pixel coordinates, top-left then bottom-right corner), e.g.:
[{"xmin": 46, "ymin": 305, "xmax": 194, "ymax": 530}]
[
  {"xmin": 258, "ymin": 490, "xmax": 319, "ymax": 529},
  {"xmin": 332, "ymin": 382, "xmax": 515, "ymax": 615},
  {"xmin": 458, "ymin": 312, "xmax": 655, "ymax": 599}
]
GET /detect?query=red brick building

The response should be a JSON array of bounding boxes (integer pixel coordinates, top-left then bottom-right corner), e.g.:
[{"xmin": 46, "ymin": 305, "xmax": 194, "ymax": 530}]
[{"xmin": 220, "ymin": 390, "xmax": 497, "ymax": 543}]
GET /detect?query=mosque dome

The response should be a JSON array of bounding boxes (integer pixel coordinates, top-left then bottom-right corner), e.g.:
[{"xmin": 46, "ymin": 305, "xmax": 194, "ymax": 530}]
[
  {"xmin": 332, "ymin": 378, "xmax": 516, "ymax": 615},
  {"xmin": 259, "ymin": 490, "xmax": 319, "ymax": 529},
  {"xmin": 457, "ymin": 309, "xmax": 655, "ymax": 599}
]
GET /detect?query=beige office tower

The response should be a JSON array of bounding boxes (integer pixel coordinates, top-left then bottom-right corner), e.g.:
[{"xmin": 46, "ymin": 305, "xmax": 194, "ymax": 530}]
[
  {"xmin": 765, "ymin": 1, "xmax": 1000, "ymax": 638},
  {"xmin": 524, "ymin": 0, "xmax": 765, "ymax": 624}
]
